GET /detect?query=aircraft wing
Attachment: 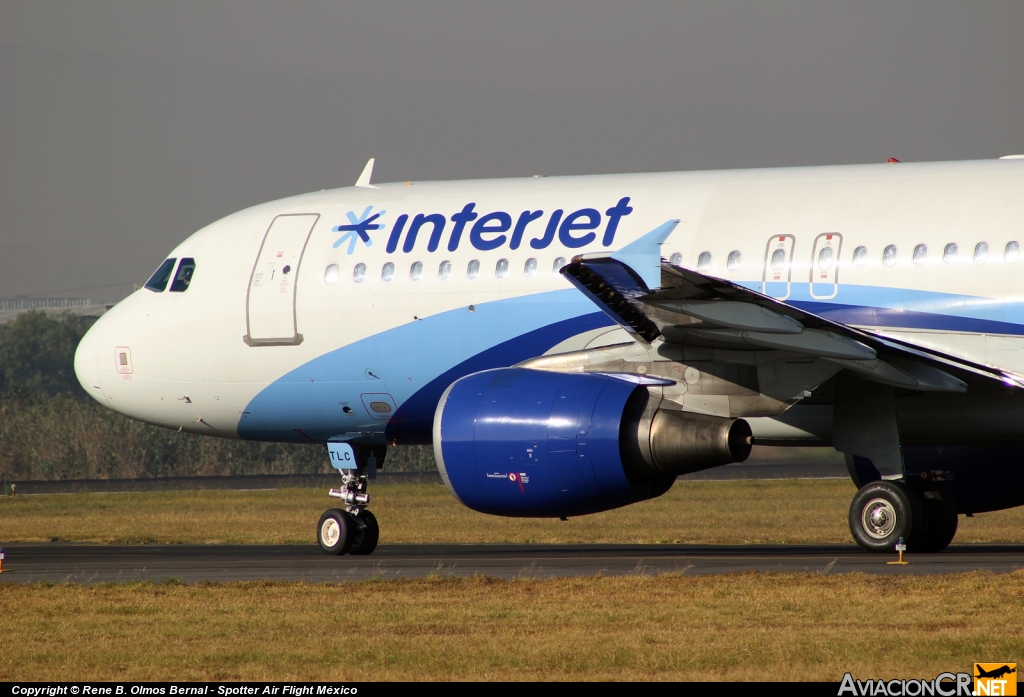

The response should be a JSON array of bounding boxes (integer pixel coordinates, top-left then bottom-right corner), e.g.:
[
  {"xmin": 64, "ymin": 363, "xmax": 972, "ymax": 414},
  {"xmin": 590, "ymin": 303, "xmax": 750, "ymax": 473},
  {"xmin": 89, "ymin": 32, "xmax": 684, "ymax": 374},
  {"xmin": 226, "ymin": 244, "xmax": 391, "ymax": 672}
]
[{"xmin": 562, "ymin": 221, "xmax": 1022, "ymax": 393}]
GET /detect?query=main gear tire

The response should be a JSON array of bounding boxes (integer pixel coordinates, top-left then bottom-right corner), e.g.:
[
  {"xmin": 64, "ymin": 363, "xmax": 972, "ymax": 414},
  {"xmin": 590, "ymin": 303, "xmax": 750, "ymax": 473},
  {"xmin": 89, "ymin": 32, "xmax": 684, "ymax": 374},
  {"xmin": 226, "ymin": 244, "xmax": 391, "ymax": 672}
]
[
  {"xmin": 912, "ymin": 490, "xmax": 958, "ymax": 553},
  {"xmin": 849, "ymin": 480, "xmax": 925, "ymax": 553}
]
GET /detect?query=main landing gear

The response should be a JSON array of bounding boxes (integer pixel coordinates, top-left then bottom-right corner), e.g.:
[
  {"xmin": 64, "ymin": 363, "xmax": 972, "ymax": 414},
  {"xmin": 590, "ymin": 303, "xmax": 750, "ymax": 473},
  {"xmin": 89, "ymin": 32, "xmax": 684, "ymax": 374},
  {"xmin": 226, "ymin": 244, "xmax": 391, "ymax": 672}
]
[
  {"xmin": 317, "ymin": 446, "xmax": 384, "ymax": 556},
  {"xmin": 849, "ymin": 480, "xmax": 958, "ymax": 553}
]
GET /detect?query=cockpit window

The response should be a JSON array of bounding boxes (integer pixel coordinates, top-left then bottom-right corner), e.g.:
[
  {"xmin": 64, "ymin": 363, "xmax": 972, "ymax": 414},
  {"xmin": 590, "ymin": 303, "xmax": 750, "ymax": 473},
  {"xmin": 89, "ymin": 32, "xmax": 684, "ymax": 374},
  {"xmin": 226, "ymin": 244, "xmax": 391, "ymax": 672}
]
[
  {"xmin": 169, "ymin": 258, "xmax": 196, "ymax": 292},
  {"xmin": 145, "ymin": 258, "xmax": 177, "ymax": 292}
]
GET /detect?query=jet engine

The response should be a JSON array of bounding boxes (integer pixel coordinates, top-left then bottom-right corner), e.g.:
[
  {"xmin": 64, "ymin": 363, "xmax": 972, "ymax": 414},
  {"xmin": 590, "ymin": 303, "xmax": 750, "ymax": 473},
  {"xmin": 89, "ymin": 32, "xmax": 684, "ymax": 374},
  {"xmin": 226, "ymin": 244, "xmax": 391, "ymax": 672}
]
[{"xmin": 432, "ymin": 368, "xmax": 752, "ymax": 517}]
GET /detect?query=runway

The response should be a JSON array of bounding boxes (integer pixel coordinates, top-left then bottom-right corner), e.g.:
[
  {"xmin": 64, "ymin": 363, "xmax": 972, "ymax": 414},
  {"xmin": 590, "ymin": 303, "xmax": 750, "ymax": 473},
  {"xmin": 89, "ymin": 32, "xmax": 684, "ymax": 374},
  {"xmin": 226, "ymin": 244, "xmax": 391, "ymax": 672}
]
[{"xmin": 2, "ymin": 542, "xmax": 1022, "ymax": 583}]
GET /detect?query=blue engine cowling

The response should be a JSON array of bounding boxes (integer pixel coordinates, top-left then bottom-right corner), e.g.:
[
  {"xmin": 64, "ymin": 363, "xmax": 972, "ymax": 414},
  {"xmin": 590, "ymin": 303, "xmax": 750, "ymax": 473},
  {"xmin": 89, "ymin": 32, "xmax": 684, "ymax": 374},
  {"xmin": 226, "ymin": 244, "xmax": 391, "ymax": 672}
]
[
  {"xmin": 433, "ymin": 368, "xmax": 649, "ymax": 517},
  {"xmin": 432, "ymin": 368, "xmax": 752, "ymax": 518}
]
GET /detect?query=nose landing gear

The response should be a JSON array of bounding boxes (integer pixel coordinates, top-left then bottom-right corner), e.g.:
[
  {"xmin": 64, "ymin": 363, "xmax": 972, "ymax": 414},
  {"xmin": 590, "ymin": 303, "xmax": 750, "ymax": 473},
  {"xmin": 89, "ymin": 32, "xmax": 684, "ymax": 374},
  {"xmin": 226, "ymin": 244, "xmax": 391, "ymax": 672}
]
[{"xmin": 317, "ymin": 444, "xmax": 384, "ymax": 556}]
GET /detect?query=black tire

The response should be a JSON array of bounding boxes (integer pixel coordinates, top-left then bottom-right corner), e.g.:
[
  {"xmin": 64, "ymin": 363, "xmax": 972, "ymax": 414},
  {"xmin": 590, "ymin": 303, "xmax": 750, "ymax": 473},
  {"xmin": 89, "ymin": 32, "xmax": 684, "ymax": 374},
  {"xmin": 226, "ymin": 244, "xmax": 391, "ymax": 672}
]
[
  {"xmin": 348, "ymin": 510, "xmax": 380, "ymax": 556},
  {"xmin": 849, "ymin": 480, "xmax": 924, "ymax": 553},
  {"xmin": 912, "ymin": 491, "xmax": 958, "ymax": 553},
  {"xmin": 318, "ymin": 508, "xmax": 354, "ymax": 555}
]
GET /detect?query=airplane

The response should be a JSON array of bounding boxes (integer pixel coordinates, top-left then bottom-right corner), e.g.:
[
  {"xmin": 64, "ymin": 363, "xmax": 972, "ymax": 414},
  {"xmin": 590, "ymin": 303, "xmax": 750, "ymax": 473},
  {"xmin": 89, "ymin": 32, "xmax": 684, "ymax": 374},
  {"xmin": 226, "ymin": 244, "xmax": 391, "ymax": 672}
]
[
  {"xmin": 74, "ymin": 155, "xmax": 1024, "ymax": 556},
  {"xmin": 975, "ymin": 666, "xmax": 1016, "ymax": 680}
]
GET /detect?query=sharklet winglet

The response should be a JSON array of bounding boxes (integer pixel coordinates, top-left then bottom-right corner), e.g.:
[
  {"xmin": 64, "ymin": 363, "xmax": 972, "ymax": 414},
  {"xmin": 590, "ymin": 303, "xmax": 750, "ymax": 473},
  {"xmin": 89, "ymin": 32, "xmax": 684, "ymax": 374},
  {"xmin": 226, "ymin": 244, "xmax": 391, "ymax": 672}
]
[
  {"xmin": 355, "ymin": 158, "xmax": 378, "ymax": 189},
  {"xmin": 610, "ymin": 219, "xmax": 680, "ymax": 290}
]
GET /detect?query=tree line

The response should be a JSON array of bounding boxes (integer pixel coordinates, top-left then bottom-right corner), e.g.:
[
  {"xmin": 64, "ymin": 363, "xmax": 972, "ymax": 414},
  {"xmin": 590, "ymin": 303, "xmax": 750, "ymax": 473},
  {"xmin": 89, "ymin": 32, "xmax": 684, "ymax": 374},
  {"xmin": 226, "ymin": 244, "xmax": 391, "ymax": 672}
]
[{"xmin": 0, "ymin": 312, "xmax": 435, "ymax": 481}]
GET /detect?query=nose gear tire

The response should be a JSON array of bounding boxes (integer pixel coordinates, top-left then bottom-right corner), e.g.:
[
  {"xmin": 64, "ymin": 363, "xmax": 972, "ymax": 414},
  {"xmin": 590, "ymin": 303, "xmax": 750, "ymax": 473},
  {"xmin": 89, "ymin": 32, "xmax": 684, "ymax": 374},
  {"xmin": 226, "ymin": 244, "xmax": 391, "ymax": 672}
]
[
  {"xmin": 318, "ymin": 508, "xmax": 355, "ymax": 555},
  {"xmin": 348, "ymin": 510, "xmax": 380, "ymax": 556}
]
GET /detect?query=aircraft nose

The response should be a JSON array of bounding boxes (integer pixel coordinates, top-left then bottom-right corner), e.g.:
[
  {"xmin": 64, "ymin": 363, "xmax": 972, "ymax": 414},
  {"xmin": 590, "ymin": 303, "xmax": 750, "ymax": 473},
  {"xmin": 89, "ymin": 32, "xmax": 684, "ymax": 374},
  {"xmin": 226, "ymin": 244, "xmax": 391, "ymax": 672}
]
[{"xmin": 75, "ymin": 318, "xmax": 106, "ymax": 403}]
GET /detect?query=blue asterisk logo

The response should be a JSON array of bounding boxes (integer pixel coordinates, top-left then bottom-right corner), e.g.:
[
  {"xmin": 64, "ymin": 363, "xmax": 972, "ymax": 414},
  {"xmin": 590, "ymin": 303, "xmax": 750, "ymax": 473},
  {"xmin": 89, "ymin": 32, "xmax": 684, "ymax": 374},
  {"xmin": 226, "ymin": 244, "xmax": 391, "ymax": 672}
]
[{"xmin": 333, "ymin": 206, "xmax": 387, "ymax": 255}]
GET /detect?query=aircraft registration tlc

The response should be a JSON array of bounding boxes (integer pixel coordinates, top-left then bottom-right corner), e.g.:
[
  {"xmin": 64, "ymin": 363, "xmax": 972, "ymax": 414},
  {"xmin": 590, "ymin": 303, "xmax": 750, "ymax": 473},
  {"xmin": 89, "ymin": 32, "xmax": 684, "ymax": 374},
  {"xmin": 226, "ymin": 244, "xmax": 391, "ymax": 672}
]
[{"xmin": 75, "ymin": 156, "xmax": 1024, "ymax": 556}]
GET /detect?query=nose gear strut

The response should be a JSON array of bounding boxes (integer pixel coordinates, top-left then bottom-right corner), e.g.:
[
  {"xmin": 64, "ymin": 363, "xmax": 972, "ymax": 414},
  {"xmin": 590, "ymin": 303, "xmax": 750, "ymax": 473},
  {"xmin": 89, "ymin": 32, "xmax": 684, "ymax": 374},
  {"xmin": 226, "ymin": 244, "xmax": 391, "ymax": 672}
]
[
  {"xmin": 329, "ymin": 470, "xmax": 370, "ymax": 511},
  {"xmin": 317, "ymin": 443, "xmax": 385, "ymax": 555}
]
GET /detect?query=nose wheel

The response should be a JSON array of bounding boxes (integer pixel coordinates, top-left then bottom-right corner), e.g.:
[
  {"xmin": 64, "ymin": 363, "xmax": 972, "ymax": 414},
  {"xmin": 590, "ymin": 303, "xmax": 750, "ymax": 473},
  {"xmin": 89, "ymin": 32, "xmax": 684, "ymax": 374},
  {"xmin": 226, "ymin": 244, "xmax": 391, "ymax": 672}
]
[
  {"xmin": 318, "ymin": 444, "xmax": 385, "ymax": 556},
  {"xmin": 317, "ymin": 508, "xmax": 379, "ymax": 555},
  {"xmin": 318, "ymin": 509, "xmax": 354, "ymax": 555},
  {"xmin": 348, "ymin": 510, "xmax": 379, "ymax": 555}
]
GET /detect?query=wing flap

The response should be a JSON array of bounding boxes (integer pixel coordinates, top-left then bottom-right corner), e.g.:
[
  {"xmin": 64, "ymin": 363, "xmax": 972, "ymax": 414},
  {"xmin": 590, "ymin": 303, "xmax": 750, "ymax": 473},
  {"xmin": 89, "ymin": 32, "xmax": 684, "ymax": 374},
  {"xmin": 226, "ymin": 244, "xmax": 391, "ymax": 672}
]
[{"xmin": 689, "ymin": 327, "xmax": 877, "ymax": 361}]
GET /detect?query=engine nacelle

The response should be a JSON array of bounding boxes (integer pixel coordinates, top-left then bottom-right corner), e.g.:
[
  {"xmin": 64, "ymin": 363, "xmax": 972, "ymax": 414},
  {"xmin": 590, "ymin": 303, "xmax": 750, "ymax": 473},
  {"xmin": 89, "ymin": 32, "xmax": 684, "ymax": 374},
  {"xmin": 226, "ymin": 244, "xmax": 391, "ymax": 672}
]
[{"xmin": 433, "ymin": 368, "xmax": 751, "ymax": 517}]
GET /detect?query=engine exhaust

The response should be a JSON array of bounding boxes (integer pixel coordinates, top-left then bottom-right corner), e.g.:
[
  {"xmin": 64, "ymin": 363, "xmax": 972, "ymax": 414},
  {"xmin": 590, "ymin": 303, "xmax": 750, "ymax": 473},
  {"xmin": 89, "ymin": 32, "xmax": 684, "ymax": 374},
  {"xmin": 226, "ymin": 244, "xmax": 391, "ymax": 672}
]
[{"xmin": 648, "ymin": 410, "xmax": 752, "ymax": 477}]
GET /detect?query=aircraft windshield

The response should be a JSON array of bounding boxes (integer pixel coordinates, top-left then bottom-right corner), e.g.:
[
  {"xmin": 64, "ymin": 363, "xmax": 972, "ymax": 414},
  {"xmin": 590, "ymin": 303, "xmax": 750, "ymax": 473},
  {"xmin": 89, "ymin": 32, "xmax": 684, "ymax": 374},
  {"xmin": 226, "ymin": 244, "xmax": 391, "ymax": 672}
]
[
  {"xmin": 145, "ymin": 258, "xmax": 177, "ymax": 292},
  {"xmin": 169, "ymin": 258, "xmax": 196, "ymax": 292}
]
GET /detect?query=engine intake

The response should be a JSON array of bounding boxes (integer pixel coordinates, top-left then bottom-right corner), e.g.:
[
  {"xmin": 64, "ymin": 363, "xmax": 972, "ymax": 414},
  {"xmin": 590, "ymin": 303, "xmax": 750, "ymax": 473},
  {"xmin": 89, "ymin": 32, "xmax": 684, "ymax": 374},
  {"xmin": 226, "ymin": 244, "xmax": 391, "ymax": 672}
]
[{"xmin": 433, "ymin": 368, "xmax": 750, "ymax": 518}]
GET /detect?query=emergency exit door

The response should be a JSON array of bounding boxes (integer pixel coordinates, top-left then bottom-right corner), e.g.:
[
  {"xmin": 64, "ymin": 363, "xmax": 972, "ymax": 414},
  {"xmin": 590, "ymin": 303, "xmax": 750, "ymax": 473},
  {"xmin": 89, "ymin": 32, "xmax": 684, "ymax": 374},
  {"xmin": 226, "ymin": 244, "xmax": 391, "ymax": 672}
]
[
  {"xmin": 810, "ymin": 233, "xmax": 842, "ymax": 299},
  {"xmin": 244, "ymin": 214, "xmax": 319, "ymax": 346},
  {"xmin": 762, "ymin": 235, "xmax": 795, "ymax": 300}
]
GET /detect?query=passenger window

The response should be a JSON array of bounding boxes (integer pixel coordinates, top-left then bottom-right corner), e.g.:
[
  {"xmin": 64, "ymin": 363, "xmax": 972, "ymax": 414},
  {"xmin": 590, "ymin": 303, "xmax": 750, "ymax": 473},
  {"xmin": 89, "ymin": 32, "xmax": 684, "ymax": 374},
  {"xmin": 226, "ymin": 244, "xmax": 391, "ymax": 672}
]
[
  {"xmin": 913, "ymin": 244, "xmax": 927, "ymax": 266},
  {"xmin": 353, "ymin": 263, "xmax": 366, "ymax": 283},
  {"xmin": 145, "ymin": 258, "xmax": 177, "ymax": 292},
  {"xmin": 1006, "ymin": 241, "xmax": 1020, "ymax": 263},
  {"xmin": 381, "ymin": 262, "xmax": 395, "ymax": 282},
  {"xmin": 495, "ymin": 258, "xmax": 509, "ymax": 279},
  {"xmin": 410, "ymin": 261, "xmax": 423, "ymax": 281},
  {"xmin": 770, "ymin": 249, "xmax": 786, "ymax": 270},
  {"xmin": 943, "ymin": 243, "xmax": 957, "ymax": 264},
  {"xmin": 817, "ymin": 247, "xmax": 834, "ymax": 270},
  {"xmin": 669, "ymin": 252, "xmax": 683, "ymax": 265},
  {"xmin": 853, "ymin": 246, "xmax": 867, "ymax": 268},
  {"xmin": 438, "ymin": 260, "xmax": 452, "ymax": 281},
  {"xmin": 524, "ymin": 258, "xmax": 538, "ymax": 278},
  {"xmin": 883, "ymin": 245, "xmax": 898, "ymax": 267},
  {"xmin": 552, "ymin": 257, "xmax": 566, "ymax": 275},
  {"xmin": 169, "ymin": 258, "xmax": 196, "ymax": 292},
  {"xmin": 727, "ymin": 250, "xmax": 741, "ymax": 271},
  {"xmin": 974, "ymin": 242, "xmax": 988, "ymax": 264},
  {"xmin": 697, "ymin": 252, "xmax": 712, "ymax": 272},
  {"xmin": 324, "ymin": 263, "xmax": 339, "ymax": 284},
  {"xmin": 467, "ymin": 260, "xmax": 481, "ymax": 280}
]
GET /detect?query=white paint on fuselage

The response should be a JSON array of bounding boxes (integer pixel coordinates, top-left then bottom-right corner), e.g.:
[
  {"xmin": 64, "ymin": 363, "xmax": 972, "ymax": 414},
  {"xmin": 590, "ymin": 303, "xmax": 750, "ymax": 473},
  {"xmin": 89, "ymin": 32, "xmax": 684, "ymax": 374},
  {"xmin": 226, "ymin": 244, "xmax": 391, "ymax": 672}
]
[{"xmin": 75, "ymin": 158, "xmax": 1024, "ymax": 439}]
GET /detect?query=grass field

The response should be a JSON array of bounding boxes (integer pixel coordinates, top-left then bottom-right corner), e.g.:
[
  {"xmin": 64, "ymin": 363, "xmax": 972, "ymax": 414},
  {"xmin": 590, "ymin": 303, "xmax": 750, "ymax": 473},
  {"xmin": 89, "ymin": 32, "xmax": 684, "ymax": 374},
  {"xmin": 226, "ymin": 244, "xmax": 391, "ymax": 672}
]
[
  {"xmin": 2, "ymin": 479, "xmax": 1024, "ymax": 545},
  {"xmin": 2, "ymin": 573, "xmax": 1023, "ymax": 681},
  {"xmin": 4, "ymin": 480, "xmax": 1024, "ymax": 682}
]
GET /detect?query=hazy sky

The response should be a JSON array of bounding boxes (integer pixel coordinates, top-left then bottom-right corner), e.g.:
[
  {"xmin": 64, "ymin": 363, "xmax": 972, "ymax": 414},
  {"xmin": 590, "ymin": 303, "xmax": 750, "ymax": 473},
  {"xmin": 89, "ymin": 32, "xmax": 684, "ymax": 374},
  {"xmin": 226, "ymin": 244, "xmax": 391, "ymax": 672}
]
[{"xmin": 2, "ymin": 2, "xmax": 1022, "ymax": 302}]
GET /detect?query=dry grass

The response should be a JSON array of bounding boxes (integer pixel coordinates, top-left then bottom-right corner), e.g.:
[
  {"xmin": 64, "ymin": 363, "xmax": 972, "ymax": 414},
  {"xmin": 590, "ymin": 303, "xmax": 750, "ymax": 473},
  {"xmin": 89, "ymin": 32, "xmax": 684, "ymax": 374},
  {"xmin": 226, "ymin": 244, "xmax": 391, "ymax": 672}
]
[
  {"xmin": 2, "ymin": 480, "xmax": 1024, "ymax": 545},
  {"xmin": 1, "ymin": 573, "xmax": 1023, "ymax": 681}
]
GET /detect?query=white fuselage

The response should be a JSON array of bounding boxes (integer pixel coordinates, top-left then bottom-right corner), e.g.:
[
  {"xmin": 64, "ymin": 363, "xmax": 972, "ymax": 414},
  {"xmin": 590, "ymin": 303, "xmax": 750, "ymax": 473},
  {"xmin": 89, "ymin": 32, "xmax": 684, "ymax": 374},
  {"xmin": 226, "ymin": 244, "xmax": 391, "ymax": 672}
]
[{"xmin": 75, "ymin": 158, "xmax": 1024, "ymax": 445}]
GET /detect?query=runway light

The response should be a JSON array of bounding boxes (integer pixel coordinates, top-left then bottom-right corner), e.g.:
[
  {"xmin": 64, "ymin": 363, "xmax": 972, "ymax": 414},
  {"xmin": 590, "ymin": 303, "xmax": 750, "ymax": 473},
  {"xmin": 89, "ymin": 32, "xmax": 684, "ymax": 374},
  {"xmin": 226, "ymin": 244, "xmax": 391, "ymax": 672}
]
[
  {"xmin": 0, "ymin": 547, "xmax": 5, "ymax": 573},
  {"xmin": 887, "ymin": 537, "xmax": 909, "ymax": 565}
]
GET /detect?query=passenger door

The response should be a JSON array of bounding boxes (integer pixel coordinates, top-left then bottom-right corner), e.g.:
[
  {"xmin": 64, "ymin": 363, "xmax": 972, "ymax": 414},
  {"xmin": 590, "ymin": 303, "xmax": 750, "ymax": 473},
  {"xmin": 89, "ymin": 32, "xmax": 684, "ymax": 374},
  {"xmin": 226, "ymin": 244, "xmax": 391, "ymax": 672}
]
[
  {"xmin": 245, "ymin": 214, "xmax": 319, "ymax": 346},
  {"xmin": 762, "ymin": 235, "xmax": 795, "ymax": 300}
]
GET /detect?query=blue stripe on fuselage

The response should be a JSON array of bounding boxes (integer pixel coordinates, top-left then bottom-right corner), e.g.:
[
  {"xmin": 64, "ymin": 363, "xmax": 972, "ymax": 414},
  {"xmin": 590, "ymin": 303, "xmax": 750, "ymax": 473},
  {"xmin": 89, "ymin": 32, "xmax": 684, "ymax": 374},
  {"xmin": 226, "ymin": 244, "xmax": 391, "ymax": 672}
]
[
  {"xmin": 742, "ymin": 282, "xmax": 1024, "ymax": 335},
  {"xmin": 238, "ymin": 289, "xmax": 613, "ymax": 444}
]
